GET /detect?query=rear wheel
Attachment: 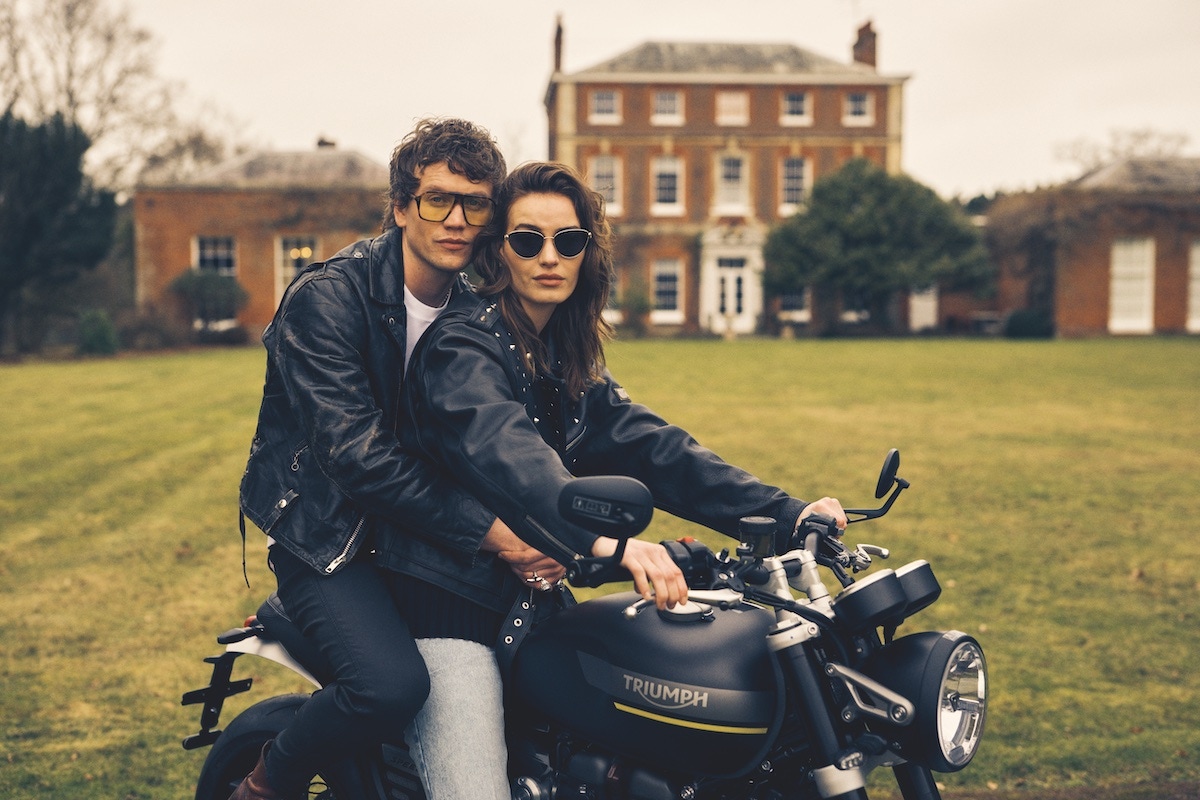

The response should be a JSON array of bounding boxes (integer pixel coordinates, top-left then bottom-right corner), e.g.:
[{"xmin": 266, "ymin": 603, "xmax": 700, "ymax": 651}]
[{"xmin": 193, "ymin": 694, "xmax": 364, "ymax": 800}]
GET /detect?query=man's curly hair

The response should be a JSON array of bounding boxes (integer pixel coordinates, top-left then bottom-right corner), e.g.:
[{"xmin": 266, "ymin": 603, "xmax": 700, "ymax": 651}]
[{"xmin": 382, "ymin": 118, "xmax": 507, "ymax": 230}]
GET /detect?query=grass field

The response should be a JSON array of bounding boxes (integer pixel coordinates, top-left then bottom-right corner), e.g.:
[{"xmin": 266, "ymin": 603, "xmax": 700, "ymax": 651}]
[{"xmin": 1, "ymin": 337, "xmax": 1198, "ymax": 799}]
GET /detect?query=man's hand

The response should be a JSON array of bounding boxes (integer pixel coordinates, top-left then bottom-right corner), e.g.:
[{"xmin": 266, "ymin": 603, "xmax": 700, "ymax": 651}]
[
  {"xmin": 798, "ymin": 496, "xmax": 848, "ymax": 531},
  {"xmin": 482, "ymin": 517, "xmax": 566, "ymax": 588},
  {"xmin": 592, "ymin": 537, "xmax": 688, "ymax": 610}
]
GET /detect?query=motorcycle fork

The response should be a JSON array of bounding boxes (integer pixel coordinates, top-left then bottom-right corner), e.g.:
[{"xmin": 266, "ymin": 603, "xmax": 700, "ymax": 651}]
[{"xmin": 769, "ymin": 625, "xmax": 869, "ymax": 800}]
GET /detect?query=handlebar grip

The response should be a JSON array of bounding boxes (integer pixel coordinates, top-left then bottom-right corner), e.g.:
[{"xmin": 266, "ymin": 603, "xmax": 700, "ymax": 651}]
[
  {"xmin": 799, "ymin": 512, "xmax": 837, "ymax": 533},
  {"xmin": 566, "ymin": 557, "xmax": 633, "ymax": 588},
  {"xmin": 570, "ymin": 538, "xmax": 715, "ymax": 589},
  {"xmin": 660, "ymin": 538, "xmax": 714, "ymax": 583}
]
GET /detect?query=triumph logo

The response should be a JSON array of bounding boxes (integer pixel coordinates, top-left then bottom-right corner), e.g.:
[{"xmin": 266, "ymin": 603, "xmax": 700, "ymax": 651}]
[{"xmin": 623, "ymin": 674, "xmax": 710, "ymax": 710}]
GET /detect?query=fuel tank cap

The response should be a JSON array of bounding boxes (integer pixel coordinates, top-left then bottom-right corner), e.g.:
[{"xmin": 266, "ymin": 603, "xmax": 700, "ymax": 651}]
[{"xmin": 657, "ymin": 600, "xmax": 715, "ymax": 623}]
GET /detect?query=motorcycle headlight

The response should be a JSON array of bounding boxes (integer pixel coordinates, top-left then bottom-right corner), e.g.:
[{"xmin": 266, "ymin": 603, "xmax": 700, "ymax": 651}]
[{"xmin": 863, "ymin": 630, "xmax": 987, "ymax": 772}]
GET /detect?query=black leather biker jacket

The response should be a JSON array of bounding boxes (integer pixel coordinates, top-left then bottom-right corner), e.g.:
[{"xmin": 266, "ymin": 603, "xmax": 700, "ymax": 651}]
[
  {"xmin": 375, "ymin": 292, "xmax": 809, "ymax": 613},
  {"xmin": 239, "ymin": 228, "xmax": 495, "ymax": 576}
]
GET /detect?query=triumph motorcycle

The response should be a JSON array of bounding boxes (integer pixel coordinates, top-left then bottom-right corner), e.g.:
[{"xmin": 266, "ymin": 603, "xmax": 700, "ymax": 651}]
[{"xmin": 183, "ymin": 449, "xmax": 987, "ymax": 800}]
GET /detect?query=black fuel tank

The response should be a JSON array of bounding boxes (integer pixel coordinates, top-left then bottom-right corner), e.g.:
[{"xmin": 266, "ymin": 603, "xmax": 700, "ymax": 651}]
[{"xmin": 510, "ymin": 592, "xmax": 786, "ymax": 777}]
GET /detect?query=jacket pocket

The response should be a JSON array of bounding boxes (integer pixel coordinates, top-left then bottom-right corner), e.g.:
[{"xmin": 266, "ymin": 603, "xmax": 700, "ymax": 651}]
[
  {"xmin": 240, "ymin": 436, "xmax": 303, "ymax": 534},
  {"xmin": 260, "ymin": 488, "xmax": 300, "ymax": 533}
]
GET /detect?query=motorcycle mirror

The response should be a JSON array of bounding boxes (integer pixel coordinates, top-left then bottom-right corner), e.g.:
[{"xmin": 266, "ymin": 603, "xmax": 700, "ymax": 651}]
[
  {"xmin": 846, "ymin": 449, "xmax": 909, "ymax": 524},
  {"xmin": 875, "ymin": 448, "xmax": 901, "ymax": 500},
  {"xmin": 558, "ymin": 475, "xmax": 653, "ymax": 539}
]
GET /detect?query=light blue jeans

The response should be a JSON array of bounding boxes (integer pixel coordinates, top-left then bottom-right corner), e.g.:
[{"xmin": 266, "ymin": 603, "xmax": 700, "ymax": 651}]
[{"xmin": 404, "ymin": 638, "xmax": 510, "ymax": 799}]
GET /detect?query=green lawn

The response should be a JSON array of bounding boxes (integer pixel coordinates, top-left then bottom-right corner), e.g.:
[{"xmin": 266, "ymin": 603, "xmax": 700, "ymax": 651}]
[{"xmin": 1, "ymin": 338, "xmax": 1198, "ymax": 798}]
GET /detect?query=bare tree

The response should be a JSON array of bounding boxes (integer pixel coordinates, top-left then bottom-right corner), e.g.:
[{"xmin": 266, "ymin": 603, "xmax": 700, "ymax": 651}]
[
  {"xmin": 1055, "ymin": 127, "xmax": 1192, "ymax": 174},
  {"xmin": 1, "ymin": 0, "xmax": 244, "ymax": 191}
]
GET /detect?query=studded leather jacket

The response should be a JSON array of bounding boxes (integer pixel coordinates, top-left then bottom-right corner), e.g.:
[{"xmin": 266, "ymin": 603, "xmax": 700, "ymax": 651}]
[
  {"xmin": 375, "ymin": 291, "xmax": 809, "ymax": 613},
  {"xmin": 238, "ymin": 228, "xmax": 495, "ymax": 576}
]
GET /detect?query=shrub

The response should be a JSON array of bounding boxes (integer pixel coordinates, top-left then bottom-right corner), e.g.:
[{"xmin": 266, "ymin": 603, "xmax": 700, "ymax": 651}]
[
  {"xmin": 76, "ymin": 310, "xmax": 120, "ymax": 355},
  {"xmin": 1003, "ymin": 308, "xmax": 1054, "ymax": 339},
  {"xmin": 169, "ymin": 271, "xmax": 249, "ymax": 335},
  {"xmin": 118, "ymin": 310, "xmax": 189, "ymax": 351},
  {"xmin": 617, "ymin": 282, "xmax": 653, "ymax": 338}
]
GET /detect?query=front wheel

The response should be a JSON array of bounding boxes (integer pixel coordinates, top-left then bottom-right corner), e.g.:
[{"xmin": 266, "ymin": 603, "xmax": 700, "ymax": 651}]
[{"xmin": 193, "ymin": 694, "xmax": 364, "ymax": 800}]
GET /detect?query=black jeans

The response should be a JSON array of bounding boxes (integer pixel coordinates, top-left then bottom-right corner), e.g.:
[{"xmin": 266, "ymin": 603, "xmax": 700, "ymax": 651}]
[{"xmin": 265, "ymin": 545, "xmax": 430, "ymax": 794}]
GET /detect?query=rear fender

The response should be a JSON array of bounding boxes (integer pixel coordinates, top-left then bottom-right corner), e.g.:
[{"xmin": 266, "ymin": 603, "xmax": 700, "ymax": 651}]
[{"xmin": 226, "ymin": 638, "xmax": 322, "ymax": 688}]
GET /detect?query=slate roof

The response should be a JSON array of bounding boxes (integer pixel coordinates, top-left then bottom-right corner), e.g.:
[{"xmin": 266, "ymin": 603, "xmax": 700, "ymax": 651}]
[
  {"xmin": 1072, "ymin": 158, "xmax": 1200, "ymax": 193},
  {"xmin": 142, "ymin": 148, "xmax": 389, "ymax": 190},
  {"xmin": 569, "ymin": 41, "xmax": 886, "ymax": 80}
]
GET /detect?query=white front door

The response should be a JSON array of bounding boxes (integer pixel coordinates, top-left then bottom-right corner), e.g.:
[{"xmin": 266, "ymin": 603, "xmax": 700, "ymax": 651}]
[
  {"xmin": 716, "ymin": 258, "xmax": 753, "ymax": 334},
  {"xmin": 699, "ymin": 224, "xmax": 765, "ymax": 336}
]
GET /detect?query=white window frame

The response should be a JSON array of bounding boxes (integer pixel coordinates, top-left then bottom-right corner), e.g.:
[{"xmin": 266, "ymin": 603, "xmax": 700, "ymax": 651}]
[
  {"xmin": 651, "ymin": 90, "xmax": 684, "ymax": 126},
  {"xmin": 188, "ymin": 235, "xmax": 239, "ymax": 330},
  {"xmin": 1189, "ymin": 240, "xmax": 1200, "ymax": 333},
  {"xmin": 778, "ymin": 156, "xmax": 812, "ymax": 217},
  {"xmin": 588, "ymin": 89, "xmax": 622, "ymax": 125},
  {"xmin": 277, "ymin": 235, "xmax": 317, "ymax": 309},
  {"xmin": 780, "ymin": 91, "xmax": 812, "ymax": 126},
  {"xmin": 195, "ymin": 235, "xmax": 236, "ymax": 276},
  {"xmin": 777, "ymin": 289, "xmax": 812, "ymax": 325},
  {"xmin": 650, "ymin": 258, "xmax": 685, "ymax": 324},
  {"xmin": 713, "ymin": 153, "xmax": 750, "ymax": 216},
  {"xmin": 842, "ymin": 91, "xmax": 875, "ymax": 127},
  {"xmin": 715, "ymin": 90, "xmax": 749, "ymax": 126},
  {"xmin": 909, "ymin": 285, "xmax": 939, "ymax": 332},
  {"xmin": 588, "ymin": 155, "xmax": 623, "ymax": 217},
  {"xmin": 1109, "ymin": 236, "xmax": 1155, "ymax": 334},
  {"xmin": 651, "ymin": 155, "xmax": 684, "ymax": 217}
]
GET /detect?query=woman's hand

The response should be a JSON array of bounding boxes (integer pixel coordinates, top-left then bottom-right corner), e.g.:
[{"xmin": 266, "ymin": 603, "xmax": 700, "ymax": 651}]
[{"xmin": 592, "ymin": 537, "xmax": 688, "ymax": 609}]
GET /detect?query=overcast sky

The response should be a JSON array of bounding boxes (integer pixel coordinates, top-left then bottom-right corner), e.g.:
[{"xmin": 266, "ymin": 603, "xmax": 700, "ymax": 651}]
[{"xmin": 125, "ymin": 0, "xmax": 1199, "ymax": 199}]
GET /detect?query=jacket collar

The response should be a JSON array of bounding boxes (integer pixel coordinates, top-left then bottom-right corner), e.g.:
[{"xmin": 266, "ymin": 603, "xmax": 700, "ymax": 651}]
[{"xmin": 367, "ymin": 228, "xmax": 405, "ymax": 307}]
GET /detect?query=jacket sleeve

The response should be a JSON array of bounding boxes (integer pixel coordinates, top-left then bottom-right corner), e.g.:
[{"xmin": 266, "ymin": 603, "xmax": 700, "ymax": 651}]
[
  {"xmin": 573, "ymin": 371, "xmax": 809, "ymax": 553},
  {"xmin": 407, "ymin": 322, "xmax": 601, "ymax": 564},
  {"xmin": 272, "ymin": 272, "xmax": 495, "ymax": 555}
]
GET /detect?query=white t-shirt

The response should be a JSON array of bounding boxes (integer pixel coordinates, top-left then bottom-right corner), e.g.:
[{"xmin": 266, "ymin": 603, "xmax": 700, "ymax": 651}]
[{"xmin": 404, "ymin": 284, "xmax": 451, "ymax": 373}]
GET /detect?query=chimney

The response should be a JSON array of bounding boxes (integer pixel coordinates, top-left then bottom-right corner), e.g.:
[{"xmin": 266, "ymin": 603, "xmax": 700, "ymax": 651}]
[
  {"xmin": 852, "ymin": 21, "xmax": 877, "ymax": 69},
  {"xmin": 553, "ymin": 14, "xmax": 563, "ymax": 72}
]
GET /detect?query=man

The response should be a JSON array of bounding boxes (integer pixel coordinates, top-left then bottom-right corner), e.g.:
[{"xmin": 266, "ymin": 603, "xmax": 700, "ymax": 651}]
[{"xmin": 231, "ymin": 118, "xmax": 553, "ymax": 800}]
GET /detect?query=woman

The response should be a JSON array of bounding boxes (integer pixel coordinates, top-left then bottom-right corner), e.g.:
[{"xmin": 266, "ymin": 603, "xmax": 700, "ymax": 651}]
[{"xmin": 380, "ymin": 162, "xmax": 846, "ymax": 798}]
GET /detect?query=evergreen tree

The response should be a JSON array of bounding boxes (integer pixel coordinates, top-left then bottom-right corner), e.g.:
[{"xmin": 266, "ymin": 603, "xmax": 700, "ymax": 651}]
[
  {"xmin": 764, "ymin": 159, "xmax": 991, "ymax": 334},
  {"xmin": 0, "ymin": 111, "xmax": 116, "ymax": 353}
]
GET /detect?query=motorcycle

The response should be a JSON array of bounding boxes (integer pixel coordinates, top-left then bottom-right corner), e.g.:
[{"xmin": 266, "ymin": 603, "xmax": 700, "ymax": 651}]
[{"xmin": 183, "ymin": 449, "xmax": 987, "ymax": 800}]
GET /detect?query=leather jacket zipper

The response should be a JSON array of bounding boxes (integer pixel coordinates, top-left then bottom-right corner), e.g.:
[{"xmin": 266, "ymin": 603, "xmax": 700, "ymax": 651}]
[{"xmin": 325, "ymin": 514, "xmax": 366, "ymax": 574}]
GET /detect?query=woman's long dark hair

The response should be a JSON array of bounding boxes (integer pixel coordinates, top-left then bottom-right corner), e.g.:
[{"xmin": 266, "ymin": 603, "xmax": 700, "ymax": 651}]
[{"xmin": 474, "ymin": 162, "xmax": 614, "ymax": 397}]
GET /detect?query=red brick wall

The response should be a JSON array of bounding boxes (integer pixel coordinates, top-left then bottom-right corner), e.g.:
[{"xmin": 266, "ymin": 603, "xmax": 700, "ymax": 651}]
[
  {"xmin": 989, "ymin": 190, "xmax": 1200, "ymax": 336},
  {"xmin": 134, "ymin": 186, "xmax": 384, "ymax": 336}
]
